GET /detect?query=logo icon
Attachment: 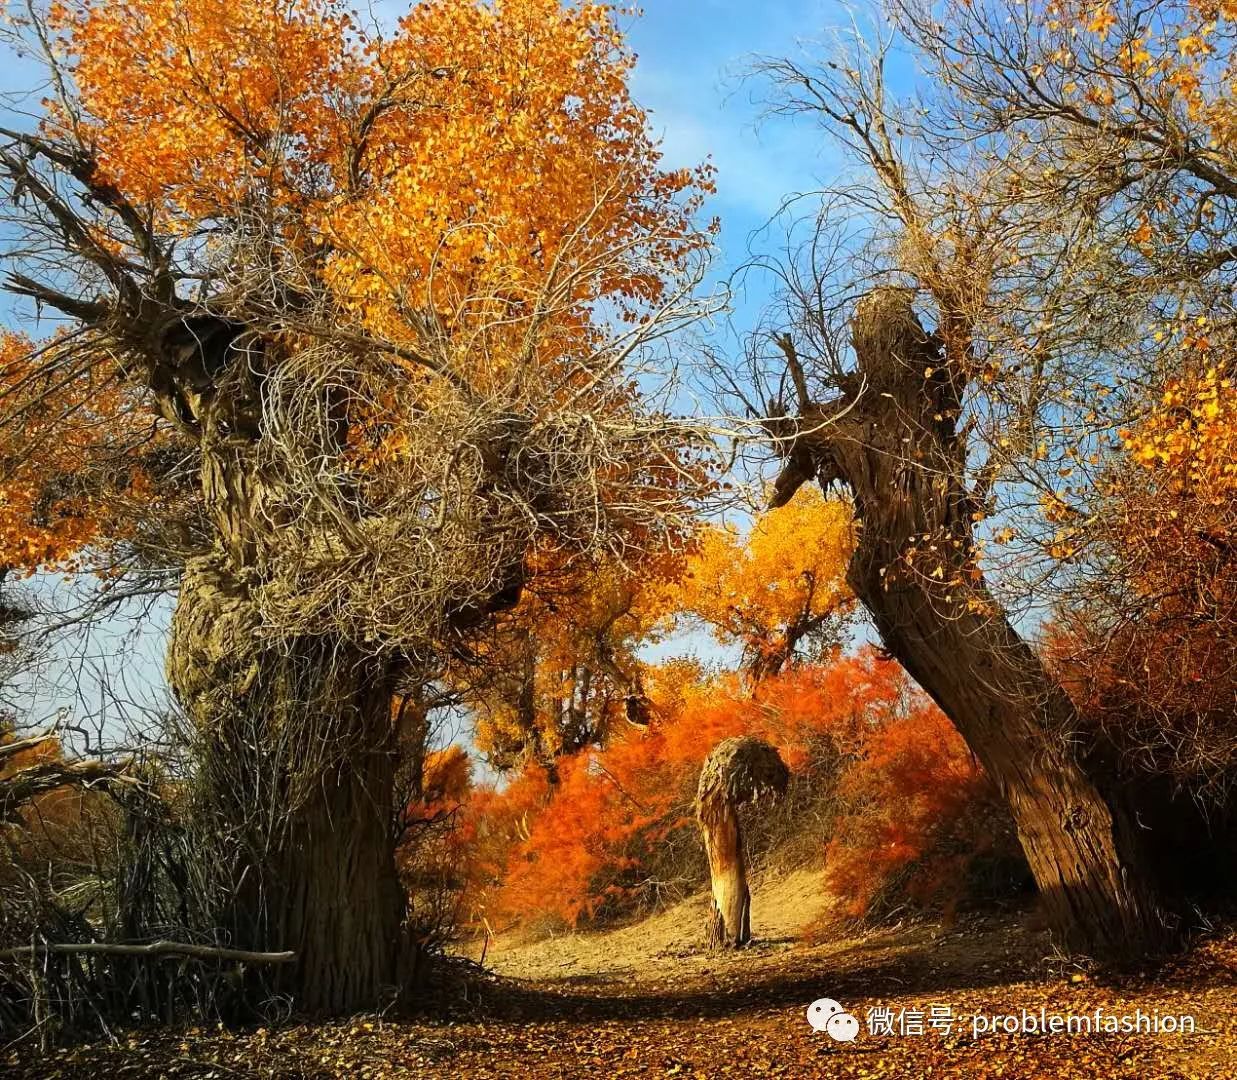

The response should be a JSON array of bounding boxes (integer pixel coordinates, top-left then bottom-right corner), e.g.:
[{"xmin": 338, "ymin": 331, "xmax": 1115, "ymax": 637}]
[{"xmin": 807, "ymin": 997, "xmax": 860, "ymax": 1042}]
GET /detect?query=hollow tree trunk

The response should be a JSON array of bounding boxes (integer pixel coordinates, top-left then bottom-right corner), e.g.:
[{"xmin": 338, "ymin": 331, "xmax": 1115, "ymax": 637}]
[
  {"xmin": 771, "ymin": 288, "xmax": 1168, "ymax": 959},
  {"xmin": 699, "ymin": 799, "xmax": 752, "ymax": 947}
]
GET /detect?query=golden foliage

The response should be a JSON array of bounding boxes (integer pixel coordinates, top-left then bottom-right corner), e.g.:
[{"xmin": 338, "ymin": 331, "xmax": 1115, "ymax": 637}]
[
  {"xmin": 652, "ymin": 487, "xmax": 856, "ymax": 673},
  {"xmin": 0, "ymin": 332, "xmax": 146, "ymax": 572},
  {"xmin": 54, "ymin": 0, "xmax": 714, "ymax": 348},
  {"xmin": 469, "ymin": 551, "xmax": 677, "ymax": 768}
]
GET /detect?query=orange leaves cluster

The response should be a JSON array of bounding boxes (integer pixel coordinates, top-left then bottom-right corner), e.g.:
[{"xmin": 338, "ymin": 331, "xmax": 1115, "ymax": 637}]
[
  {"xmin": 822, "ymin": 704, "xmax": 1000, "ymax": 920},
  {"xmin": 44, "ymin": 0, "xmax": 715, "ymax": 593},
  {"xmin": 475, "ymin": 751, "xmax": 664, "ymax": 927},
  {"xmin": 0, "ymin": 727, "xmax": 61, "ymax": 777},
  {"xmin": 1113, "ymin": 363, "xmax": 1237, "ymax": 605},
  {"xmin": 468, "ymin": 492, "xmax": 856, "ymax": 770},
  {"xmin": 0, "ymin": 333, "xmax": 140, "ymax": 573},
  {"xmin": 1121, "ymin": 365, "xmax": 1237, "ymax": 497},
  {"xmin": 321, "ymin": 0, "xmax": 712, "ymax": 340},
  {"xmin": 56, "ymin": 0, "xmax": 712, "ymax": 349},
  {"xmin": 0, "ymin": 727, "xmax": 102, "ymax": 859},
  {"xmin": 651, "ymin": 653, "xmax": 901, "ymax": 774},
  {"xmin": 1059, "ymin": 361, "xmax": 1237, "ymax": 793},
  {"xmin": 651, "ymin": 488, "xmax": 856, "ymax": 672},
  {"xmin": 421, "ymin": 745, "xmax": 473, "ymax": 807},
  {"xmin": 468, "ymin": 551, "xmax": 677, "ymax": 768},
  {"xmin": 1086, "ymin": 4, "xmax": 1119, "ymax": 37},
  {"xmin": 52, "ymin": 0, "xmax": 354, "ymax": 217}
]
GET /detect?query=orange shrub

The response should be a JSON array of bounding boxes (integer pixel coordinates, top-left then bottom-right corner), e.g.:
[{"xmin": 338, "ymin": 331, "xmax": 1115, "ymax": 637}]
[
  {"xmin": 450, "ymin": 649, "xmax": 1020, "ymax": 933},
  {"xmin": 821, "ymin": 703, "xmax": 1014, "ymax": 921}
]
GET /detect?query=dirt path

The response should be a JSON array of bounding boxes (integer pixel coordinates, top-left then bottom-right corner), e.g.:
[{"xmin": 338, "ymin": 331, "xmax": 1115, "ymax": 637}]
[
  {"xmin": 475, "ymin": 867, "xmax": 829, "ymax": 984},
  {"xmin": 11, "ymin": 899, "xmax": 1237, "ymax": 1078}
]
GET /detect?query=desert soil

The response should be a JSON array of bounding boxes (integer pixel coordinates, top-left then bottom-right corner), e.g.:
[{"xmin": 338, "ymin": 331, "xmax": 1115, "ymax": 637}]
[{"xmin": 10, "ymin": 870, "xmax": 1237, "ymax": 1078}]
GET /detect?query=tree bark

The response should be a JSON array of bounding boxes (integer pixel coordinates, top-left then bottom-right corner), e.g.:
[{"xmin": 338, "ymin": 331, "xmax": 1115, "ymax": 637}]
[
  {"xmin": 699, "ymin": 800, "xmax": 752, "ymax": 947},
  {"xmin": 771, "ymin": 288, "xmax": 1168, "ymax": 959},
  {"xmin": 276, "ymin": 692, "xmax": 405, "ymax": 1014},
  {"xmin": 695, "ymin": 737, "xmax": 786, "ymax": 948},
  {"xmin": 169, "ymin": 558, "xmax": 406, "ymax": 1013}
]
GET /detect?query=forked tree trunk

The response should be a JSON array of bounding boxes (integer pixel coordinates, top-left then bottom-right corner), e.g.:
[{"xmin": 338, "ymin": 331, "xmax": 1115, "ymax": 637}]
[{"xmin": 771, "ymin": 288, "xmax": 1168, "ymax": 959}]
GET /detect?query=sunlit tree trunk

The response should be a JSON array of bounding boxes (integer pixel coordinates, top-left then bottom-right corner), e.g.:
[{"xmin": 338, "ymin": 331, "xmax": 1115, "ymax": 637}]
[
  {"xmin": 695, "ymin": 737, "xmax": 787, "ymax": 948},
  {"xmin": 698, "ymin": 798, "xmax": 752, "ymax": 946},
  {"xmin": 849, "ymin": 562, "xmax": 1162, "ymax": 957},
  {"xmin": 771, "ymin": 288, "xmax": 1168, "ymax": 959}
]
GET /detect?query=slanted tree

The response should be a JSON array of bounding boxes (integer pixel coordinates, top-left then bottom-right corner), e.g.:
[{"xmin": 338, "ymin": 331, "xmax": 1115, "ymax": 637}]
[
  {"xmin": 863, "ymin": 0, "xmax": 1237, "ymax": 944},
  {"xmin": 747, "ymin": 16, "xmax": 1200, "ymax": 952},
  {"xmin": 719, "ymin": 0, "xmax": 1237, "ymax": 962},
  {"xmin": 764, "ymin": 288, "xmax": 1166, "ymax": 956},
  {"xmin": 0, "ymin": 0, "xmax": 712, "ymax": 1012},
  {"xmin": 695, "ymin": 735, "xmax": 788, "ymax": 947}
]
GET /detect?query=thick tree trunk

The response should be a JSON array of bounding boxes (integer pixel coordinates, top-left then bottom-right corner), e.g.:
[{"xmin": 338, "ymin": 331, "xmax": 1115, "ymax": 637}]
[
  {"xmin": 277, "ymin": 705, "xmax": 404, "ymax": 1014},
  {"xmin": 772, "ymin": 288, "xmax": 1169, "ymax": 959},
  {"xmin": 851, "ymin": 556, "xmax": 1163, "ymax": 955},
  {"xmin": 151, "ymin": 327, "xmax": 412, "ymax": 1014},
  {"xmin": 699, "ymin": 800, "xmax": 751, "ymax": 947},
  {"xmin": 170, "ymin": 554, "xmax": 406, "ymax": 1014}
]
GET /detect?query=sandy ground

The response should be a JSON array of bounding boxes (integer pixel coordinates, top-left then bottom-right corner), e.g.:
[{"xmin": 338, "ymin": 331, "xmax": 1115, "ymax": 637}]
[
  {"xmin": 11, "ymin": 875, "xmax": 1237, "ymax": 1078},
  {"xmin": 474, "ymin": 866, "xmax": 830, "ymax": 985}
]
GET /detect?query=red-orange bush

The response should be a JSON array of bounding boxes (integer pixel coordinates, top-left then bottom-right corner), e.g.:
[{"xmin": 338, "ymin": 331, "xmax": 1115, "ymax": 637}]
[
  {"xmin": 821, "ymin": 703, "xmax": 1017, "ymax": 922},
  {"xmin": 450, "ymin": 649, "xmax": 1020, "ymax": 934}
]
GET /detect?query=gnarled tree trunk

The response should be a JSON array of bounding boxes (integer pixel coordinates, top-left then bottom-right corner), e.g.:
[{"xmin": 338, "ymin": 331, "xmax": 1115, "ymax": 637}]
[
  {"xmin": 170, "ymin": 554, "xmax": 406, "ymax": 1014},
  {"xmin": 699, "ymin": 798, "xmax": 750, "ymax": 947},
  {"xmin": 770, "ymin": 288, "xmax": 1168, "ymax": 959},
  {"xmin": 696, "ymin": 737, "xmax": 788, "ymax": 947},
  {"xmin": 157, "ymin": 323, "xmax": 412, "ymax": 1014}
]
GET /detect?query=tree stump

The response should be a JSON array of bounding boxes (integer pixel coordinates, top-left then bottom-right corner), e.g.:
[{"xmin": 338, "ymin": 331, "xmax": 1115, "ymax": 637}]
[{"xmin": 695, "ymin": 736, "xmax": 789, "ymax": 948}]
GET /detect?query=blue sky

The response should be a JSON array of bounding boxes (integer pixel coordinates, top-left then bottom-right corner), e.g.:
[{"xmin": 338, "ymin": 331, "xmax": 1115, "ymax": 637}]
[
  {"xmin": 624, "ymin": 2, "xmax": 841, "ymax": 237},
  {"xmin": 5, "ymin": 1, "xmax": 865, "ymax": 736}
]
